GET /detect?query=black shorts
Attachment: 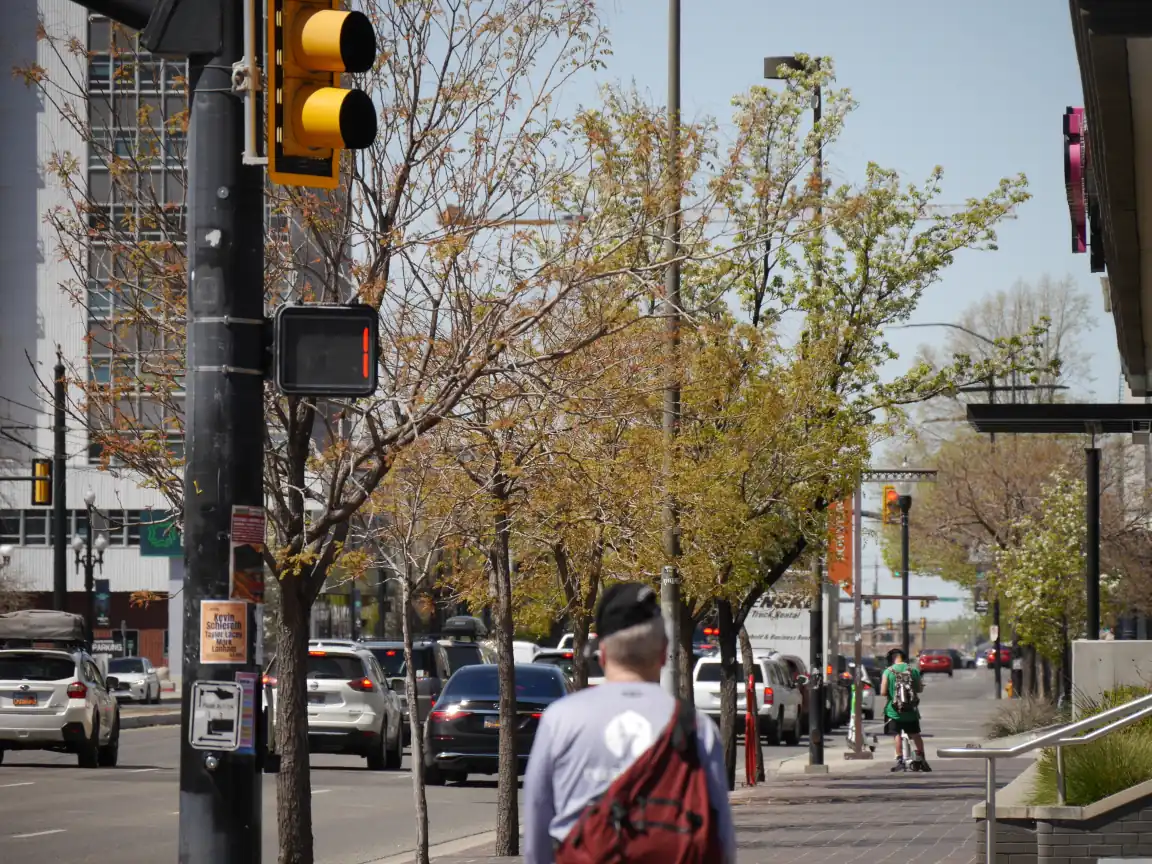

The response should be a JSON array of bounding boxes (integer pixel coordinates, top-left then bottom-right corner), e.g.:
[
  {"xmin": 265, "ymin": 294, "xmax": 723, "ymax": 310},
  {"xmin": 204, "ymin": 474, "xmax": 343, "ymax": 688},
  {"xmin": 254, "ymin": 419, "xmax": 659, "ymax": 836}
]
[{"xmin": 884, "ymin": 717, "xmax": 921, "ymax": 736}]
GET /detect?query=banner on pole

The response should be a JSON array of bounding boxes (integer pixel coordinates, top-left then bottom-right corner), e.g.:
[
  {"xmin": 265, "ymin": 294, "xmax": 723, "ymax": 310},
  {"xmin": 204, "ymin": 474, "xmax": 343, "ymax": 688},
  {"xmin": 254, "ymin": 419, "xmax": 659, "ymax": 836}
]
[{"xmin": 827, "ymin": 497, "xmax": 853, "ymax": 595}]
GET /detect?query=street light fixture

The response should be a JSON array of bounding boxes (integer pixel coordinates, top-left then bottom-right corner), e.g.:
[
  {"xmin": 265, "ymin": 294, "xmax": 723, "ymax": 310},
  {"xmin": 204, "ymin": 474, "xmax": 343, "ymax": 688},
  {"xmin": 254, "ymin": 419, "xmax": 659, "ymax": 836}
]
[
  {"xmin": 0, "ymin": 544, "xmax": 12, "ymax": 568},
  {"xmin": 73, "ymin": 491, "xmax": 108, "ymax": 648}
]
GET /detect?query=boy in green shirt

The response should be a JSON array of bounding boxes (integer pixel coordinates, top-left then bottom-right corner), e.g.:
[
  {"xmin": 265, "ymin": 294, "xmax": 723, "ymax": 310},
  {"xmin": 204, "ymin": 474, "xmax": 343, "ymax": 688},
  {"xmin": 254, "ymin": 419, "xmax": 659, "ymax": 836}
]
[{"xmin": 879, "ymin": 648, "xmax": 931, "ymax": 772}]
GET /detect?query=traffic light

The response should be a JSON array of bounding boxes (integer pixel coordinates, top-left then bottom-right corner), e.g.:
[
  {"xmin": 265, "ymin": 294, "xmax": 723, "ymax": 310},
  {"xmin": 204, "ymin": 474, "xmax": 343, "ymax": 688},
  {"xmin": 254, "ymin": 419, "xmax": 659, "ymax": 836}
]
[
  {"xmin": 31, "ymin": 459, "xmax": 51, "ymax": 506},
  {"xmin": 885, "ymin": 618, "xmax": 893, "ymax": 630},
  {"xmin": 919, "ymin": 599, "xmax": 929, "ymax": 609},
  {"xmin": 871, "ymin": 598, "xmax": 880, "ymax": 610},
  {"xmin": 882, "ymin": 485, "xmax": 900, "ymax": 524},
  {"xmin": 274, "ymin": 304, "xmax": 379, "ymax": 397},
  {"xmin": 919, "ymin": 617, "xmax": 927, "ymax": 629},
  {"xmin": 268, "ymin": 0, "xmax": 379, "ymax": 188}
]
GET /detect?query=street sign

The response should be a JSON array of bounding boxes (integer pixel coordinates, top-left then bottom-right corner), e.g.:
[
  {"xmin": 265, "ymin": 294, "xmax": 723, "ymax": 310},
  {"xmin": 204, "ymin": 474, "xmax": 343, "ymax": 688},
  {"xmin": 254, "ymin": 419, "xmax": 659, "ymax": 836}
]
[
  {"xmin": 274, "ymin": 305, "xmax": 379, "ymax": 397},
  {"xmin": 91, "ymin": 638, "xmax": 123, "ymax": 656},
  {"xmin": 975, "ymin": 600, "xmax": 989, "ymax": 614},
  {"xmin": 189, "ymin": 681, "xmax": 243, "ymax": 752},
  {"xmin": 95, "ymin": 579, "xmax": 111, "ymax": 627}
]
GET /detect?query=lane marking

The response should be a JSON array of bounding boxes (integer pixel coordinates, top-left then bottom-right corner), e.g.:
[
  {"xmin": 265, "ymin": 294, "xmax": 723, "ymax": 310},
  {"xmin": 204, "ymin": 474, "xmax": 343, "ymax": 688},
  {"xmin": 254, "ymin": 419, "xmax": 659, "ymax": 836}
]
[
  {"xmin": 312, "ymin": 789, "xmax": 331, "ymax": 795},
  {"xmin": 0, "ymin": 782, "xmax": 34, "ymax": 789},
  {"xmin": 127, "ymin": 768, "xmax": 158, "ymax": 774},
  {"xmin": 12, "ymin": 829, "xmax": 66, "ymax": 839}
]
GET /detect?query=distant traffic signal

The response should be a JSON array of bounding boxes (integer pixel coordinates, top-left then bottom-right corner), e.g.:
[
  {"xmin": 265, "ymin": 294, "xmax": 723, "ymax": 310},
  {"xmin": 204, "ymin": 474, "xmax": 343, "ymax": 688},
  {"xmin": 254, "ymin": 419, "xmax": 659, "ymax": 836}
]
[
  {"xmin": 882, "ymin": 485, "xmax": 901, "ymax": 524},
  {"xmin": 919, "ymin": 599, "xmax": 929, "ymax": 609},
  {"xmin": 31, "ymin": 459, "xmax": 51, "ymax": 506},
  {"xmin": 919, "ymin": 617, "xmax": 927, "ymax": 630},
  {"xmin": 885, "ymin": 618, "xmax": 893, "ymax": 630},
  {"xmin": 268, "ymin": 0, "xmax": 379, "ymax": 188},
  {"xmin": 871, "ymin": 598, "xmax": 881, "ymax": 610}
]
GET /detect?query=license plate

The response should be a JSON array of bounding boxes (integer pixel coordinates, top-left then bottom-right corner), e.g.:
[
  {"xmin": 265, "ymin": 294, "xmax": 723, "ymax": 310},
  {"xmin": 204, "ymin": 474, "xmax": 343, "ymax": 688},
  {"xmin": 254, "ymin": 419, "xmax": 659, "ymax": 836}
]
[
  {"xmin": 12, "ymin": 695, "xmax": 36, "ymax": 707},
  {"xmin": 484, "ymin": 716, "xmax": 500, "ymax": 729}
]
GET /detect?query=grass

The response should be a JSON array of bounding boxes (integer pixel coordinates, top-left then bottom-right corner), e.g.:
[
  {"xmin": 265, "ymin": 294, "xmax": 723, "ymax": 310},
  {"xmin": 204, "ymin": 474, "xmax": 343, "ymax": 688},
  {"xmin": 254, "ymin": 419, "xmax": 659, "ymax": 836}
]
[
  {"xmin": 1030, "ymin": 686, "xmax": 1152, "ymax": 807},
  {"xmin": 984, "ymin": 695, "xmax": 1066, "ymax": 739}
]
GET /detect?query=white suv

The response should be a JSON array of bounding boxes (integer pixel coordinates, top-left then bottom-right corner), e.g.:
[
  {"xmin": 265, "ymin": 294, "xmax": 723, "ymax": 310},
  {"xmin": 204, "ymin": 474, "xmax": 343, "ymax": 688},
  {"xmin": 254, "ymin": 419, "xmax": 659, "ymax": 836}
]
[
  {"xmin": 266, "ymin": 642, "xmax": 403, "ymax": 770},
  {"xmin": 692, "ymin": 656, "xmax": 804, "ymax": 745},
  {"xmin": 0, "ymin": 649, "xmax": 121, "ymax": 768}
]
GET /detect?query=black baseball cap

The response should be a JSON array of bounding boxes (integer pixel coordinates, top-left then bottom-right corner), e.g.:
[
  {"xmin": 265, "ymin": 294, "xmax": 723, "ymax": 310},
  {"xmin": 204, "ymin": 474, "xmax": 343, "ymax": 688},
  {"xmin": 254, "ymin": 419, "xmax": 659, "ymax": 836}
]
[{"xmin": 595, "ymin": 583, "xmax": 662, "ymax": 639}]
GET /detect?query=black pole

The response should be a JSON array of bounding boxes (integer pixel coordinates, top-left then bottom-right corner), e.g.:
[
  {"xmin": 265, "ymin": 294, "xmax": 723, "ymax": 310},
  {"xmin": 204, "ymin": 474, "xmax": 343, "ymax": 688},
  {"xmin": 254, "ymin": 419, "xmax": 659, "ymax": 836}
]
[
  {"xmin": 84, "ymin": 508, "xmax": 95, "ymax": 648},
  {"xmin": 809, "ymin": 559, "xmax": 824, "ymax": 768},
  {"xmin": 1086, "ymin": 447, "xmax": 1101, "ymax": 640},
  {"xmin": 898, "ymin": 495, "xmax": 912, "ymax": 659},
  {"xmin": 178, "ymin": 0, "xmax": 264, "ymax": 860},
  {"xmin": 52, "ymin": 356, "xmax": 67, "ymax": 612},
  {"xmin": 993, "ymin": 598, "xmax": 1002, "ymax": 699}
]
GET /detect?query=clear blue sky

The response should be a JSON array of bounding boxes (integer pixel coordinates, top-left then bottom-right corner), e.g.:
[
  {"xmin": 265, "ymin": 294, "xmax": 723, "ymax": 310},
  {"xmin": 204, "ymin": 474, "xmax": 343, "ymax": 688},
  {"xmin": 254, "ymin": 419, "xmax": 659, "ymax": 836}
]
[{"xmin": 564, "ymin": 0, "xmax": 1118, "ymax": 626}]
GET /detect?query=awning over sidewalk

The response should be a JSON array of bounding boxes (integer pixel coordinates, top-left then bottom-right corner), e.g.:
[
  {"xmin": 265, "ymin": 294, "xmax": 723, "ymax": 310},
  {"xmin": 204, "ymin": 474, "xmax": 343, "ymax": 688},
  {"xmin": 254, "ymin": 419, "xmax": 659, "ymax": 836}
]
[{"xmin": 1070, "ymin": 0, "xmax": 1152, "ymax": 395}]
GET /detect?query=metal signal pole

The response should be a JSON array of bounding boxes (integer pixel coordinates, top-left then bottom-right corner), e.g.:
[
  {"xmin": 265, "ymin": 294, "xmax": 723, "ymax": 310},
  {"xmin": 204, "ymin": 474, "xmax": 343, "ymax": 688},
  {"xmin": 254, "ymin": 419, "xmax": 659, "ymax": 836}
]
[
  {"xmin": 660, "ymin": 0, "xmax": 683, "ymax": 697},
  {"xmin": 53, "ymin": 353, "xmax": 68, "ymax": 611},
  {"xmin": 178, "ymin": 2, "xmax": 264, "ymax": 861}
]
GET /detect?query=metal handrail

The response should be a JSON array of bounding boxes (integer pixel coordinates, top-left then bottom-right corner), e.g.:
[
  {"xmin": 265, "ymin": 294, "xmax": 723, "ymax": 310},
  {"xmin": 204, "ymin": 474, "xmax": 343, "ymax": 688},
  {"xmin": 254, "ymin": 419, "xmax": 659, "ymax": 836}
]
[{"xmin": 937, "ymin": 692, "xmax": 1152, "ymax": 864}]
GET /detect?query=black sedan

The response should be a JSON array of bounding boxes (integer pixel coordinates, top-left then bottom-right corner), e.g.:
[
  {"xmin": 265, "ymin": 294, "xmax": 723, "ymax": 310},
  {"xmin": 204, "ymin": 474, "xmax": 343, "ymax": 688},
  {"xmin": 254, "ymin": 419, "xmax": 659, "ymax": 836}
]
[{"xmin": 424, "ymin": 663, "xmax": 571, "ymax": 785}]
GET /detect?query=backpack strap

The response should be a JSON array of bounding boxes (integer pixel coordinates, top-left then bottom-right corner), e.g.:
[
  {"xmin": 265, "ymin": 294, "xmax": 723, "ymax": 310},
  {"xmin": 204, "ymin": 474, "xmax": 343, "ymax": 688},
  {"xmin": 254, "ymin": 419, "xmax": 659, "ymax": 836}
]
[{"xmin": 670, "ymin": 700, "xmax": 697, "ymax": 753}]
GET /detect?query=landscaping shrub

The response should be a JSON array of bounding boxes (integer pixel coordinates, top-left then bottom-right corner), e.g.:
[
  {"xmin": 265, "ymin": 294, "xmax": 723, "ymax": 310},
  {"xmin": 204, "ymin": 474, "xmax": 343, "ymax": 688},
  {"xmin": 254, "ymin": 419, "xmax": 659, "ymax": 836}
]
[{"xmin": 985, "ymin": 694, "xmax": 1064, "ymax": 739}]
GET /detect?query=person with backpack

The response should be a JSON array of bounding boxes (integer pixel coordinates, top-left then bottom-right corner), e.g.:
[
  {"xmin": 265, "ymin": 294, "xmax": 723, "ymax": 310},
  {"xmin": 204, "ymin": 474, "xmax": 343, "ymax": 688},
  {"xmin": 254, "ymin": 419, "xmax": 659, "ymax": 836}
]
[
  {"xmin": 880, "ymin": 647, "xmax": 931, "ymax": 772},
  {"xmin": 523, "ymin": 583, "xmax": 736, "ymax": 863}
]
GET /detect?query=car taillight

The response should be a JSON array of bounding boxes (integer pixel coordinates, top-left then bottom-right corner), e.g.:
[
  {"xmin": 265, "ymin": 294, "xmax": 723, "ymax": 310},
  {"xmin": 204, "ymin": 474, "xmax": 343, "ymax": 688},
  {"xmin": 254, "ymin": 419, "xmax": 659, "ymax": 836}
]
[
  {"xmin": 826, "ymin": 664, "xmax": 833, "ymax": 675},
  {"xmin": 429, "ymin": 707, "xmax": 472, "ymax": 722},
  {"xmin": 530, "ymin": 712, "xmax": 543, "ymax": 719},
  {"xmin": 863, "ymin": 682, "xmax": 872, "ymax": 690},
  {"xmin": 67, "ymin": 681, "xmax": 87, "ymax": 699},
  {"xmin": 348, "ymin": 677, "xmax": 374, "ymax": 692},
  {"xmin": 262, "ymin": 675, "xmax": 277, "ymax": 687},
  {"xmin": 763, "ymin": 686, "xmax": 774, "ymax": 704}
]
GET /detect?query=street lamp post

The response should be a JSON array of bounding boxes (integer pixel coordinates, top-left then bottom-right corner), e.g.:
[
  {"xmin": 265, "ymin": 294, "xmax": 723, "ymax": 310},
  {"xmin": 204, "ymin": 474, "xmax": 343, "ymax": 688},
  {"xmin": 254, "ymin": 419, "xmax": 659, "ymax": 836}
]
[
  {"xmin": 898, "ymin": 494, "xmax": 912, "ymax": 659},
  {"xmin": 72, "ymin": 489, "xmax": 108, "ymax": 649}
]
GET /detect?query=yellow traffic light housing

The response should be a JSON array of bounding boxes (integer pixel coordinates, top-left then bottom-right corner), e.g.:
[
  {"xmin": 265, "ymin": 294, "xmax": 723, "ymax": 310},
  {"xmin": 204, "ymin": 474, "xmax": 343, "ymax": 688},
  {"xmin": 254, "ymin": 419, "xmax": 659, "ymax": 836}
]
[
  {"xmin": 882, "ymin": 485, "xmax": 900, "ymax": 524},
  {"xmin": 268, "ymin": 0, "xmax": 378, "ymax": 188},
  {"xmin": 31, "ymin": 459, "xmax": 51, "ymax": 506}
]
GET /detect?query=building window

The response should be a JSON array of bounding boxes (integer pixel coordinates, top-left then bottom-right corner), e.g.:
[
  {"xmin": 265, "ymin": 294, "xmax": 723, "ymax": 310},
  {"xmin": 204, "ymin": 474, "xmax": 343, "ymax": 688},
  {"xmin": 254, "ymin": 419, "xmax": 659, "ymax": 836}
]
[{"xmin": 0, "ymin": 511, "xmax": 19, "ymax": 545}]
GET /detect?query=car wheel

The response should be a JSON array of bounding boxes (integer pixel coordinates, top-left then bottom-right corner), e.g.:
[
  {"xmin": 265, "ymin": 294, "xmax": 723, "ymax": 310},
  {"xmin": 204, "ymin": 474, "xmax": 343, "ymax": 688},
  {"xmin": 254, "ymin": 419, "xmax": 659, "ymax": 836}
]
[
  {"xmin": 0, "ymin": 748, "xmax": 5, "ymax": 765},
  {"xmin": 78, "ymin": 715, "xmax": 100, "ymax": 769},
  {"xmin": 948, "ymin": 670, "xmax": 953, "ymax": 678},
  {"xmin": 782, "ymin": 710, "xmax": 800, "ymax": 746},
  {"xmin": 447, "ymin": 771, "xmax": 468, "ymax": 784},
  {"xmin": 761, "ymin": 714, "xmax": 781, "ymax": 746},
  {"xmin": 366, "ymin": 726, "xmax": 388, "ymax": 771},
  {"xmin": 385, "ymin": 723, "xmax": 403, "ymax": 771},
  {"xmin": 98, "ymin": 710, "xmax": 120, "ymax": 768},
  {"xmin": 864, "ymin": 708, "xmax": 875, "ymax": 721},
  {"xmin": 425, "ymin": 763, "xmax": 446, "ymax": 786},
  {"xmin": 151, "ymin": 685, "xmax": 161, "ymax": 705}
]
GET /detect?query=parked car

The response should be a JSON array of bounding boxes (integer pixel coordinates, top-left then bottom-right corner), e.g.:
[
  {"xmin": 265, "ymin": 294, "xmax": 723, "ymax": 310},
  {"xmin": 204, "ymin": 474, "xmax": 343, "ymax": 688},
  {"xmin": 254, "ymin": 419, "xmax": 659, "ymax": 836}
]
[
  {"xmin": 692, "ymin": 656, "xmax": 803, "ymax": 745},
  {"xmin": 532, "ymin": 649, "xmax": 604, "ymax": 687},
  {"xmin": 0, "ymin": 648, "xmax": 121, "ymax": 767},
  {"xmin": 437, "ymin": 641, "xmax": 488, "ymax": 675},
  {"xmin": 772, "ymin": 653, "xmax": 811, "ymax": 733},
  {"xmin": 424, "ymin": 663, "xmax": 570, "ymax": 785},
  {"xmin": 360, "ymin": 640, "xmax": 453, "ymax": 735},
  {"xmin": 512, "ymin": 641, "xmax": 540, "ymax": 664},
  {"xmin": 106, "ymin": 656, "xmax": 162, "ymax": 704},
  {"xmin": 986, "ymin": 646, "xmax": 1013, "ymax": 669},
  {"xmin": 918, "ymin": 648, "xmax": 954, "ymax": 676},
  {"xmin": 555, "ymin": 631, "xmax": 598, "ymax": 652},
  {"xmin": 265, "ymin": 643, "xmax": 403, "ymax": 770},
  {"xmin": 943, "ymin": 648, "xmax": 967, "ymax": 671}
]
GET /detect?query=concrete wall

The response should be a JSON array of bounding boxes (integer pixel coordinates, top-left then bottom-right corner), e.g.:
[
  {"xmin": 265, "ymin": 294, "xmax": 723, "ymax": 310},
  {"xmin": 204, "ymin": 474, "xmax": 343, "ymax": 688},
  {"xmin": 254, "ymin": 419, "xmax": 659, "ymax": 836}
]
[{"xmin": 1071, "ymin": 640, "xmax": 1152, "ymax": 716}]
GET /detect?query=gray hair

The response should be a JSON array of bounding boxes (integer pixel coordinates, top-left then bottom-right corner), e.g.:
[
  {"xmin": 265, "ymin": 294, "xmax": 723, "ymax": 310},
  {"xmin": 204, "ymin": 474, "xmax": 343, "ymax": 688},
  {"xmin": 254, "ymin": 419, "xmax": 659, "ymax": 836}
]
[{"xmin": 600, "ymin": 616, "xmax": 667, "ymax": 670}]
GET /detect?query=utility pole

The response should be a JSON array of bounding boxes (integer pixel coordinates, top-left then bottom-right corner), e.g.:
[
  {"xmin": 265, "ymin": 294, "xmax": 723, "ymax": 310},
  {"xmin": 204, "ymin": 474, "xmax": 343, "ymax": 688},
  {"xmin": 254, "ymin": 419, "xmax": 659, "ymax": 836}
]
[
  {"xmin": 53, "ymin": 353, "xmax": 67, "ymax": 612},
  {"xmin": 871, "ymin": 561, "xmax": 878, "ymax": 648},
  {"xmin": 898, "ymin": 495, "xmax": 912, "ymax": 659},
  {"xmin": 808, "ymin": 558, "xmax": 826, "ymax": 772},
  {"xmin": 178, "ymin": 1, "xmax": 265, "ymax": 860},
  {"xmin": 847, "ymin": 484, "xmax": 870, "ymax": 759},
  {"xmin": 660, "ymin": 0, "xmax": 682, "ymax": 698}
]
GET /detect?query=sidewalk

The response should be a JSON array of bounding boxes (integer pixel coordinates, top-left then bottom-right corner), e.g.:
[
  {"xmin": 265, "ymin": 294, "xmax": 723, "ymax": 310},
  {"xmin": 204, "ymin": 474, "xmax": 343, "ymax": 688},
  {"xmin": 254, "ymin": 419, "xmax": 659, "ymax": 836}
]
[{"xmin": 432, "ymin": 756, "xmax": 1024, "ymax": 864}]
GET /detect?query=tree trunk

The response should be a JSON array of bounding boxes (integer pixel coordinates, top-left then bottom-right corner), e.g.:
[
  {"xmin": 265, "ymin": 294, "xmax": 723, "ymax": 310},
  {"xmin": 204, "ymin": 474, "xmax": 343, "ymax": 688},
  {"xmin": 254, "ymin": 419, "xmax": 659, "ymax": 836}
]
[
  {"xmin": 739, "ymin": 626, "xmax": 764, "ymax": 782},
  {"xmin": 493, "ymin": 491, "xmax": 519, "ymax": 856},
  {"xmin": 716, "ymin": 599, "xmax": 738, "ymax": 791},
  {"xmin": 676, "ymin": 598, "xmax": 697, "ymax": 704},
  {"xmin": 402, "ymin": 573, "xmax": 430, "ymax": 864},
  {"xmin": 277, "ymin": 578, "xmax": 314, "ymax": 864},
  {"xmin": 571, "ymin": 611, "xmax": 591, "ymax": 690}
]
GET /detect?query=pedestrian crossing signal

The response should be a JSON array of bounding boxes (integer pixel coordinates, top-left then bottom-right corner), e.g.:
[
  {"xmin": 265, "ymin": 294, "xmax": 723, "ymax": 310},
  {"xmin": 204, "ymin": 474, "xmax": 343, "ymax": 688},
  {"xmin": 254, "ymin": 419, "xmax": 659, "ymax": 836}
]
[
  {"xmin": 274, "ymin": 304, "xmax": 379, "ymax": 397},
  {"xmin": 31, "ymin": 459, "xmax": 51, "ymax": 506}
]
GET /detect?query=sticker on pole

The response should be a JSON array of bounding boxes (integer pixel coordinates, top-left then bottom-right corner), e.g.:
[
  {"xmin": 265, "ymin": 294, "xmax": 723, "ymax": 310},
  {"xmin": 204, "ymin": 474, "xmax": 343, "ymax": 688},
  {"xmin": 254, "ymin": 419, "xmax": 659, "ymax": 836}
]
[
  {"xmin": 200, "ymin": 600, "xmax": 248, "ymax": 664},
  {"xmin": 229, "ymin": 506, "xmax": 266, "ymax": 605},
  {"xmin": 189, "ymin": 680, "xmax": 243, "ymax": 751}
]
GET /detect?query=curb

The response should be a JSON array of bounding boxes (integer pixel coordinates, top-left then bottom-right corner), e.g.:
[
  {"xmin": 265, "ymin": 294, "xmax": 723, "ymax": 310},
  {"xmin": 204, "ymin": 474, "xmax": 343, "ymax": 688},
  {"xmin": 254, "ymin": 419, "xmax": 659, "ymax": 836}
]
[{"xmin": 121, "ymin": 712, "xmax": 181, "ymax": 730}]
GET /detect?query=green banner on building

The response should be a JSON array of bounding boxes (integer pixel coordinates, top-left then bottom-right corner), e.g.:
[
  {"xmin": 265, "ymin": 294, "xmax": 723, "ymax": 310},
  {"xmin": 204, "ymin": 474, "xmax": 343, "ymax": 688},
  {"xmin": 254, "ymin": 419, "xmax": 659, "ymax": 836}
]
[{"xmin": 140, "ymin": 512, "xmax": 183, "ymax": 558}]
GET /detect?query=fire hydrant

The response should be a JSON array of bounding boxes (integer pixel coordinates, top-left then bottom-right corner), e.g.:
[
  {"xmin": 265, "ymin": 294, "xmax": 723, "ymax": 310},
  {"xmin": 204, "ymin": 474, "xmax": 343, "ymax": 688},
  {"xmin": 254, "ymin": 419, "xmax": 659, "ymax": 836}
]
[{"xmin": 1005, "ymin": 681, "xmax": 1014, "ymax": 698}]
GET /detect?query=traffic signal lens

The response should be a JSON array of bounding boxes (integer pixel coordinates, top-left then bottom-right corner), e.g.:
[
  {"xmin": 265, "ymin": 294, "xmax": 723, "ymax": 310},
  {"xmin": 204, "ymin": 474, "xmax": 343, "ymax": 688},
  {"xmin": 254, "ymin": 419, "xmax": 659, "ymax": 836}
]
[
  {"xmin": 297, "ymin": 86, "xmax": 377, "ymax": 149},
  {"xmin": 298, "ymin": 9, "xmax": 376, "ymax": 73}
]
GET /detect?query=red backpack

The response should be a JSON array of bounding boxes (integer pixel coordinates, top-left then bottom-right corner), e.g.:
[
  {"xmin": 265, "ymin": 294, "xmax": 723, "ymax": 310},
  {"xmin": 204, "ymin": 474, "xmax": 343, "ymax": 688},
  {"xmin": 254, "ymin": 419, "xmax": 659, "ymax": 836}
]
[{"xmin": 555, "ymin": 701, "xmax": 721, "ymax": 864}]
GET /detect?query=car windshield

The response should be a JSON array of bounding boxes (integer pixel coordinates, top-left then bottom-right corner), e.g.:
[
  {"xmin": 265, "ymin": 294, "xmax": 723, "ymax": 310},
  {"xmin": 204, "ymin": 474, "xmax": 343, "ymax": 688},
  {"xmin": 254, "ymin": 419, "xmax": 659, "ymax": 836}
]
[
  {"xmin": 695, "ymin": 663, "xmax": 764, "ymax": 683},
  {"xmin": 533, "ymin": 654, "xmax": 604, "ymax": 678},
  {"xmin": 441, "ymin": 665, "xmax": 564, "ymax": 701},
  {"xmin": 366, "ymin": 646, "xmax": 435, "ymax": 678},
  {"xmin": 0, "ymin": 654, "xmax": 76, "ymax": 681},
  {"xmin": 305, "ymin": 653, "xmax": 365, "ymax": 680},
  {"xmin": 108, "ymin": 658, "xmax": 145, "ymax": 674},
  {"xmin": 923, "ymin": 649, "xmax": 949, "ymax": 656},
  {"xmin": 442, "ymin": 644, "xmax": 484, "ymax": 674}
]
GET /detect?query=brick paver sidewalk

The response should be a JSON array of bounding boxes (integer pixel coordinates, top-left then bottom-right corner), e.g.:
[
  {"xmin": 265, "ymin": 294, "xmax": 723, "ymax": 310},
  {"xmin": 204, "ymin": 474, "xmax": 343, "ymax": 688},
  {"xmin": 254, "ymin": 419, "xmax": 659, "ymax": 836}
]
[{"xmin": 434, "ymin": 757, "xmax": 1026, "ymax": 863}]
